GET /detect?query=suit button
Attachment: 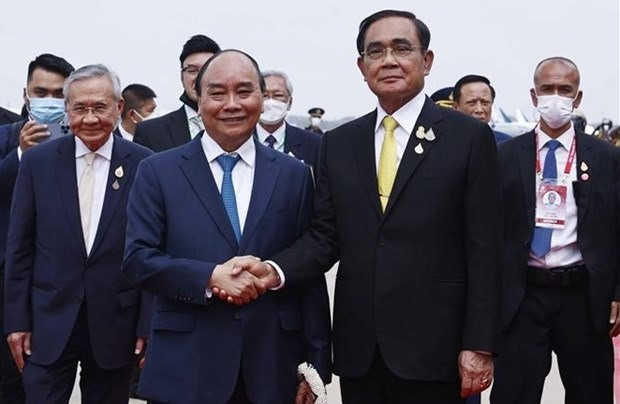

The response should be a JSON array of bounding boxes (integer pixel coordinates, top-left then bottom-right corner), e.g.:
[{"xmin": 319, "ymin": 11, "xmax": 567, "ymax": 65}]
[
  {"xmin": 234, "ymin": 311, "xmax": 242, "ymax": 320},
  {"xmin": 524, "ymin": 240, "xmax": 530, "ymax": 247},
  {"xmin": 378, "ymin": 239, "xmax": 386, "ymax": 246}
]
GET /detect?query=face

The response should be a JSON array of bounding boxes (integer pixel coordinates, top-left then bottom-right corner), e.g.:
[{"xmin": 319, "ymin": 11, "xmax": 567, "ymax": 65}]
[
  {"xmin": 181, "ymin": 52, "xmax": 215, "ymax": 103},
  {"xmin": 264, "ymin": 75, "xmax": 291, "ymax": 107},
  {"xmin": 23, "ymin": 68, "xmax": 66, "ymax": 105},
  {"xmin": 530, "ymin": 60, "xmax": 582, "ymax": 108},
  {"xmin": 357, "ymin": 16, "xmax": 434, "ymax": 113},
  {"xmin": 133, "ymin": 98, "xmax": 157, "ymax": 121},
  {"xmin": 198, "ymin": 52, "xmax": 263, "ymax": 152},
  {"xmin": 455, "ymin": 82, "xmax": 494, "ymax": 123},
  {"xmin": 66, "ymin": 76, "xmax": 123, "ymax": 151}
]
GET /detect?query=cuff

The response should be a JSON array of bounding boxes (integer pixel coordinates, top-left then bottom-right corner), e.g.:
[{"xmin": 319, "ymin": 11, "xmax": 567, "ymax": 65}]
[
  {"xmin": 264, "ymin": 260, "xmax": 285, "ymax": 290},
  {"xmin": 17, "ymin": 147, "xmax": 23, "ymax": 161}
]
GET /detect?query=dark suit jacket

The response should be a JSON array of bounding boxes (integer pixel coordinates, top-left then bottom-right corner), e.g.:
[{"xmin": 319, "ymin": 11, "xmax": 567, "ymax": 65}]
[
  {"xmin": 133, "ymin": 106, "xmax": 190, "ymax": 152},
  {"xmin": 493, "ymin": 130, "xmax": 511, "ymax": 144},
  {"xmin": 0, "ymin": 120, "xmax": 25, "ymax": 161},
  {"xmin": 273, "ymin": 97, "xmax": 502, "ymax": 381},
  {"xmin": 4, "ymin": 135, "xmax": 153, "ymax": 369},
  {"xmin": 0, "ymin": 107, "xmax": 21, "ymax": 126},
  {"xmin": 283, "ymin": 123, "xmax": 321, "ymax": 169},
  {"xmin": 122, "ymin": 137, "xmax": 331, "ymax": 404},
  {"xmin": 498, "ymin": 129, "xmax": 620, "ymax": 332}
]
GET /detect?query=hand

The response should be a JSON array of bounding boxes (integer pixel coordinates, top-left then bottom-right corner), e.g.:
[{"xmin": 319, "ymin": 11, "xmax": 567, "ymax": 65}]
[
  {"xmin": 134, "ymin": 337, "xmax": 147, "ymax": 369},
  {"xmin": 7, "ymin": 331, "xmax": 32, "ymax": 372},
  {"xmin": 19, "ymin": 121, "xmax": 50, "ymax": 152},
  {"xmin": 214, "ymin": 258, "xmax": 281, "ymax": 305},
  {"xmin": 209, "ymin": 256, "xmax": 267, "ymax": 306},
  {"xmin": 609, "ymin": 301, "xmax": 620, "ymax": 336},
  {"xmin": 458, "ymin": 350, "xmax": 494, "ymax": 398},
  {"xmin": 295, "ymin": 380, "xmax": 316, "ymax": 404}
]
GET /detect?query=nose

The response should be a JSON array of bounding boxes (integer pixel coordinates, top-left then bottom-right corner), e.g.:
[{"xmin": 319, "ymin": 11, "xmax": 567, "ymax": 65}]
[{"xmin": 83, "ymin": 109, "xmax": 99, "ymax": 123}]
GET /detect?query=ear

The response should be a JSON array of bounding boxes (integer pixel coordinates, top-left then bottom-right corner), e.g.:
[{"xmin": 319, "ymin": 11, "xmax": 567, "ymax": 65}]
[
  {"xmin": 22, "ymin": 87, "xmax": 28, "ymax": 104},
  {"xmin": 530, "ymin": 88, "xmax": 538, "ymax": 107},
  {"xmin": 116, "ymin": 98, "xmax": 124, "ymax": 114},
  {"xmin": 197, "ymin": 96, "xmax": 203, "ymax": 116},
  {"xmin": 422, "ymin": 50, "xmax": 434, "ymax": 76},
  {"xmin": 573, "ymin": 90, "xmax": 583, "ymax": 109},
  {"xmin": 357, "ymin": 56, "xmax": 367, "ymax": 82},
  {"xmin": 287, "ymin": 96, "xmax": 293, "ymax": 111}
]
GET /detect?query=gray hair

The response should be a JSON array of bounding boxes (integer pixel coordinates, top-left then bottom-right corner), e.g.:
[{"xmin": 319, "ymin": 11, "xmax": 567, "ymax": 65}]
[
  {"xmin": 63, "ymin": 64, "xmax": 122, "ymax": 101},
  {"xmin": 261, "ymin": 70, "xmax": 293, "ymax": 96}
]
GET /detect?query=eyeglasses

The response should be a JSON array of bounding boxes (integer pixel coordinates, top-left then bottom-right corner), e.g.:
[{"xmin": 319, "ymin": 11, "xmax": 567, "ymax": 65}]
[
  {"xmin": 69, "ymin": 105, "xmax": 112, "ymax": 117},
  {"xmin": 361, "ymin": 45, "xmax": 424, "ymax": 60},
  {"xmin": 181, "ymin": 66, "xmax": 201, "ymax": 75}
]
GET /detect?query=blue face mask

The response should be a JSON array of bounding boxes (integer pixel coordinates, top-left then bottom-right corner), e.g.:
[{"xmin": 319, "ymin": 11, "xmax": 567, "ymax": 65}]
[{"xmin": 28, "ymin": 96, "xmax": 66, "ymax": 124}]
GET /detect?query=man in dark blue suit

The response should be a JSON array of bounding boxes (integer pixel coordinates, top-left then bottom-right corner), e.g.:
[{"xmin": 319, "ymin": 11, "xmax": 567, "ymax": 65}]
[
  {"xmin": 5, "ymin": 64, "xmax": 152, "ymax": 403},
  {"xmin": 255, "ymin": 70, "xmax": 321, "ymax": 169},
  {"xmin": 134, "ymin": 34, "xmax": 220, "ymax": 152},
  {"xmin": 453, "ymin": 74, "xmax": 511, "ymax": 144},
  {"xmin": 123, "ymin": 50, "xmax": 331, "ymax": 404}
]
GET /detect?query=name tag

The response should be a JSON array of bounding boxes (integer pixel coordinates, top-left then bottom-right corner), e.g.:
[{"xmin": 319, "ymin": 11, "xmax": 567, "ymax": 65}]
[{"xmin": 535, "ymin": 179, "xmax": 567, "ymax": 229}]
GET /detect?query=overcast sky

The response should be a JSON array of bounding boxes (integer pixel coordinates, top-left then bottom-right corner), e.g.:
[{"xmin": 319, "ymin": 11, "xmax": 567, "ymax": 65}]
[{"xmin": 1, "ymin": 1, "xmax": 618, "ymax": 124}]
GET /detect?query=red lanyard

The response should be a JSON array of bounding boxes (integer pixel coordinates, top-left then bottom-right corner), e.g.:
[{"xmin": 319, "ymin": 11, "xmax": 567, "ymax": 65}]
[{"xmin": 535, "ymin": 134, "xmax": 576, "ymax": 176}]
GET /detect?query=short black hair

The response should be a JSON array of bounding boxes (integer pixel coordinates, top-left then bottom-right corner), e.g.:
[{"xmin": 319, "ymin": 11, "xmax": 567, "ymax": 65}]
[
  {"xmin": 453, "ymin": 75, "xmax": 496, "ymax": 102},
  {"xmin": 27, "ymin": 53, "xmax": 74, "ymax": 82},
  {"xmin": 121, "ymin": 84, "xmax": 157, "ymax": 117},
  {"xmin": 194, "ymin": 49, "xmax": 266, "ymax": 97},
  {"xmin": 179, "ymin": 34, "xmax": 221, "ymax": 65},
  {"xmin": 356, "ymin": 10, "xmax": 431, "ymax": 55}
]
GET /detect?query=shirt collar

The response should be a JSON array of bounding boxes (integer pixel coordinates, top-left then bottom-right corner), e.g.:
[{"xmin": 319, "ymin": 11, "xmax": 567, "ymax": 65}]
[
  {"xmin": 374, "ymin": 90, "xmax": 426, "ymax": 134},
  {"xmin": 201, "ymin": 132, "xmax": 256, "ymax": 168},
  {"xmin": 536, "ymin": 123, "xmax": 575, "ymax": 151},
  {"xmin": 118, "ymin": 123, "xmax": 134, "ymax": 141},
  {"xmin": 255, "ymin": 122, "xmax": 286, "ymax": 145},
  {"xmin": 184, "ymin": 104, "xmax": 199, "ymax": 120},
  {"xmin": 74, "ymin": 134, "xmax": 114, "ymax": 161}
]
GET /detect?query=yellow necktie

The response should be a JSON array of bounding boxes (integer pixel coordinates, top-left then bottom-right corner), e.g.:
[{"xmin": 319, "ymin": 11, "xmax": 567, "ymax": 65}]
[{"xmin": 377, "ymin": 115, "xmax": 398, "ymax": 212}]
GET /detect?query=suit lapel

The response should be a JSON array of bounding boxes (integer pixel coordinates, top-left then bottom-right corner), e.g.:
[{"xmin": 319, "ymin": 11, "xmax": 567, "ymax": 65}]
[
  {"xmin": 239, "ymin": 142, "xmax": 279, "ymax": 252},
  {"xmin": 180, "ymin": 139, "xmax": 239, "ymax": 251},
  {"xmin": 283, "ymin": 124, "xmax": 302, "ymax": 160},
  {"xmin": 351, "ymin": 110, "xmax": 382, "ymax": 216},
  {"xmin": 168, "ymin": 106, "xmax": 192, "ymax": 147},
  {"xmin": 575, "ymin": 130, "xmax": 594, "ymax": 225},
  {"xmin": 54, "ymin": 137, "xmax": 87, "ymax": 259},
  {"xmin": 89, "ymin": 138, "xmax": 133, "ymax": 256},
  {"xmin": 518, "ymin": 131, "xmax": 537, "ymax": 231},
  {"xmin": 384, "ymin": 98, "xmax": 443, "ymax": 216}
]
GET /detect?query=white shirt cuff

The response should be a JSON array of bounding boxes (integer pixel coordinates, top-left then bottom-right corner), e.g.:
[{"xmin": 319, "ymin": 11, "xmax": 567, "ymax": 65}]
[
  {"xmin": 17, "ymin": 147, "xmax": 23, "ymax": 161},
  {"xmin": 264, "ymin": 260, "xmax": 285, "ymax": 290}
]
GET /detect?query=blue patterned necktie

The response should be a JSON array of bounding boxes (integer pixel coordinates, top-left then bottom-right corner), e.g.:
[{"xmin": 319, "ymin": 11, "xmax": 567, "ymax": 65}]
[
  {"xmin": 531, "ymin": 139, "xmax": 561, "ymax": 258},
  {"xmin": 216, "ymin": 154, "xmax": 242, "ymax": 243},
  {"xmin": 265, "ymin": 135, "xmax": 277, "ymax": 149}
]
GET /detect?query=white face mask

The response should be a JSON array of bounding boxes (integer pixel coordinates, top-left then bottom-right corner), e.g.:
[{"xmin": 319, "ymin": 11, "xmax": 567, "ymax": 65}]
[
  {"xmin": 260, "ymin": 99, "xmax": 289, "ymax": 125},
  {"xmin": 310, "ymin": 116, "xmax": 322, "ymax": 127},
  {"xmin": 536, "ymin": 94, "xmax": 575, "ymax": 129}
]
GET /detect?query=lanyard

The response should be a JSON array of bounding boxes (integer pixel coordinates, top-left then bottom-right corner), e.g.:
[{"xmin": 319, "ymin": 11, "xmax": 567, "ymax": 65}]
[{"xmin": 535, "ymin": 134, "xmax": 576, "ymax": 177}]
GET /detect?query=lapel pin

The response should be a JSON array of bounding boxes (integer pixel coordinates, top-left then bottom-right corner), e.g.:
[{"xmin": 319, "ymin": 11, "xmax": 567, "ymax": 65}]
[
  {"xmin": 115, "ymin": 166, "xmax": 124, "ymax": 178},
  {"xmin": 416, "ymin": 126, "xmax": 426, "ymax": 139},
  {"xmin": 288, "ymin": 151, "xmax": 296, "ymax": 158},
  {"xmin": 414, "ymin": 143, "xmax": 424, "ymax": 154},
  {"xmin": 112, "ymin": 180, "xmax": 120, "ymax": 190},
  {"xmin": 580, "ymin": 173, "xmax": 589, "ymax": 181},
  {"xmin": 580, "ymin": 161, "xmax": 588, "ymax": 172},
  {"xmin": 425, "ymin": 128, "xmax": 436, "ymax": 141}
]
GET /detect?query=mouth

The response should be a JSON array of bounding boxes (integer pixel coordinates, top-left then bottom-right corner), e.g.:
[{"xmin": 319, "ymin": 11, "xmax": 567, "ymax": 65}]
[{"xmin": 220, "ymin": 117, "xmax": 245, "ymax": 123}]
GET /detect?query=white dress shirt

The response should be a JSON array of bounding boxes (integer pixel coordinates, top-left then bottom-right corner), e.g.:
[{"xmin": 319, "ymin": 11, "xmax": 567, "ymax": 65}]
[
  {"xmin": 185, "ymin": 104, "xmax": 203, "ymax": 139},
  {"xmin": 118, "ymin": 123, "xmax": 134, "ymax": 141},
  {"xmin": 75, "ymin": 135, "xmax": 114, "ymax": 255},
  {"xmin": 256, "ymin": 123, "xmax": 286, "ymax": 152},
  {"xmin": 374, "ymin": 91, "xmax": 426, "ymax": 173},
  {"xmin": 528, "ymin": 124, "xmax": 583, "ymax": 268}
]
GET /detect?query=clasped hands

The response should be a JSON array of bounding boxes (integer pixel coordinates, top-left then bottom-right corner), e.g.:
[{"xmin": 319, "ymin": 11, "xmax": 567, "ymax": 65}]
[{"xmin": 209, "ymin": 256, "xmax": 280, "ymax": 305}]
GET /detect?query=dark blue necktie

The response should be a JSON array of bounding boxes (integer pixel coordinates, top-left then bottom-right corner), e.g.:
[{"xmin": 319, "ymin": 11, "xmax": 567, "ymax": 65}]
[
  {"xmin": 265, "ymin": 135, "xmax": 277, "ymax": 149},
  {"xmin": 216, "ymin": 154, "xmax": 242, "ymax": 243},
  {"xmin": 531, "ymin": 139, "xmax": 561, "ymax": 258}
]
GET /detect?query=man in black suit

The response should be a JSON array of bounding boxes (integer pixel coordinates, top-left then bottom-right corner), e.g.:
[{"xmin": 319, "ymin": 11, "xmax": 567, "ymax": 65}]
[
  {"xmin": 220, "ymin": 9, "xmax": 502, "ymax": 403},
  {"xmin": 133, "ymin": 35, "xmax": 220, "ymax": 152},
  {"xmin": 491, "ymin": 57, "xmax": 620, "ymax": 404},
  {"xmin": 114, "ymin": 84, "xmax": 157, "ymax": 142},
  {"xmin": 255, "ymin": 70, "xmax": 320, "ymax": 169}
]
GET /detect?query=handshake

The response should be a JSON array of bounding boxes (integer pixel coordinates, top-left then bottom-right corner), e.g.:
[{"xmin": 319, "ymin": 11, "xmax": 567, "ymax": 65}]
[{"xmin": 209, "ymin": 256, "xmax": 281, "ymax": 305}]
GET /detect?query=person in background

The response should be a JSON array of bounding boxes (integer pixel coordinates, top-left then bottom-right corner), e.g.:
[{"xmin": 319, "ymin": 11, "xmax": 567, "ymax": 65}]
[
  {"xmin": 305, "ymin": 107, "xmax": 325, "ymax": 134},
  {"xmin": 430, "ymin": 86, "xmax": 455, "ymax": 108},
  {"xmin": 114, "ymin": 84, "xmax": 157, "ymax": 142},
  {"xmin": 134, "ymin": 34, "xmax": 220, "ymax": 152}
]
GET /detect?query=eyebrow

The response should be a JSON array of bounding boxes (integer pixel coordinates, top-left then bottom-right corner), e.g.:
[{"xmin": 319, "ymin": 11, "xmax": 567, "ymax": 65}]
[{"xmin": 366, "ymin": 38, "xmax": 416, "ymax": 48}]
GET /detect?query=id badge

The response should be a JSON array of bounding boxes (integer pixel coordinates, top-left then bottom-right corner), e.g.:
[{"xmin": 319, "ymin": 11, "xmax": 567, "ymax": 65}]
[{"xmin": 535, "ymin": 179, "xmax": 567, "ymax": 229}]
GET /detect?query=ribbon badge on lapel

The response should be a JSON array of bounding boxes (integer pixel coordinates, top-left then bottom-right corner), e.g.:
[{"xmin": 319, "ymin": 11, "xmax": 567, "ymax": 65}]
[
  {"xmin": 580, "ymin": 161, "xmax": 589, "ymax": 181},
  {"xmin": 413, "ymin": 126, "xmax": 436, "ymax": 155},
  {"xmin": 113, "ymin": 166, "xmax": 124, "ymax": 190}
]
